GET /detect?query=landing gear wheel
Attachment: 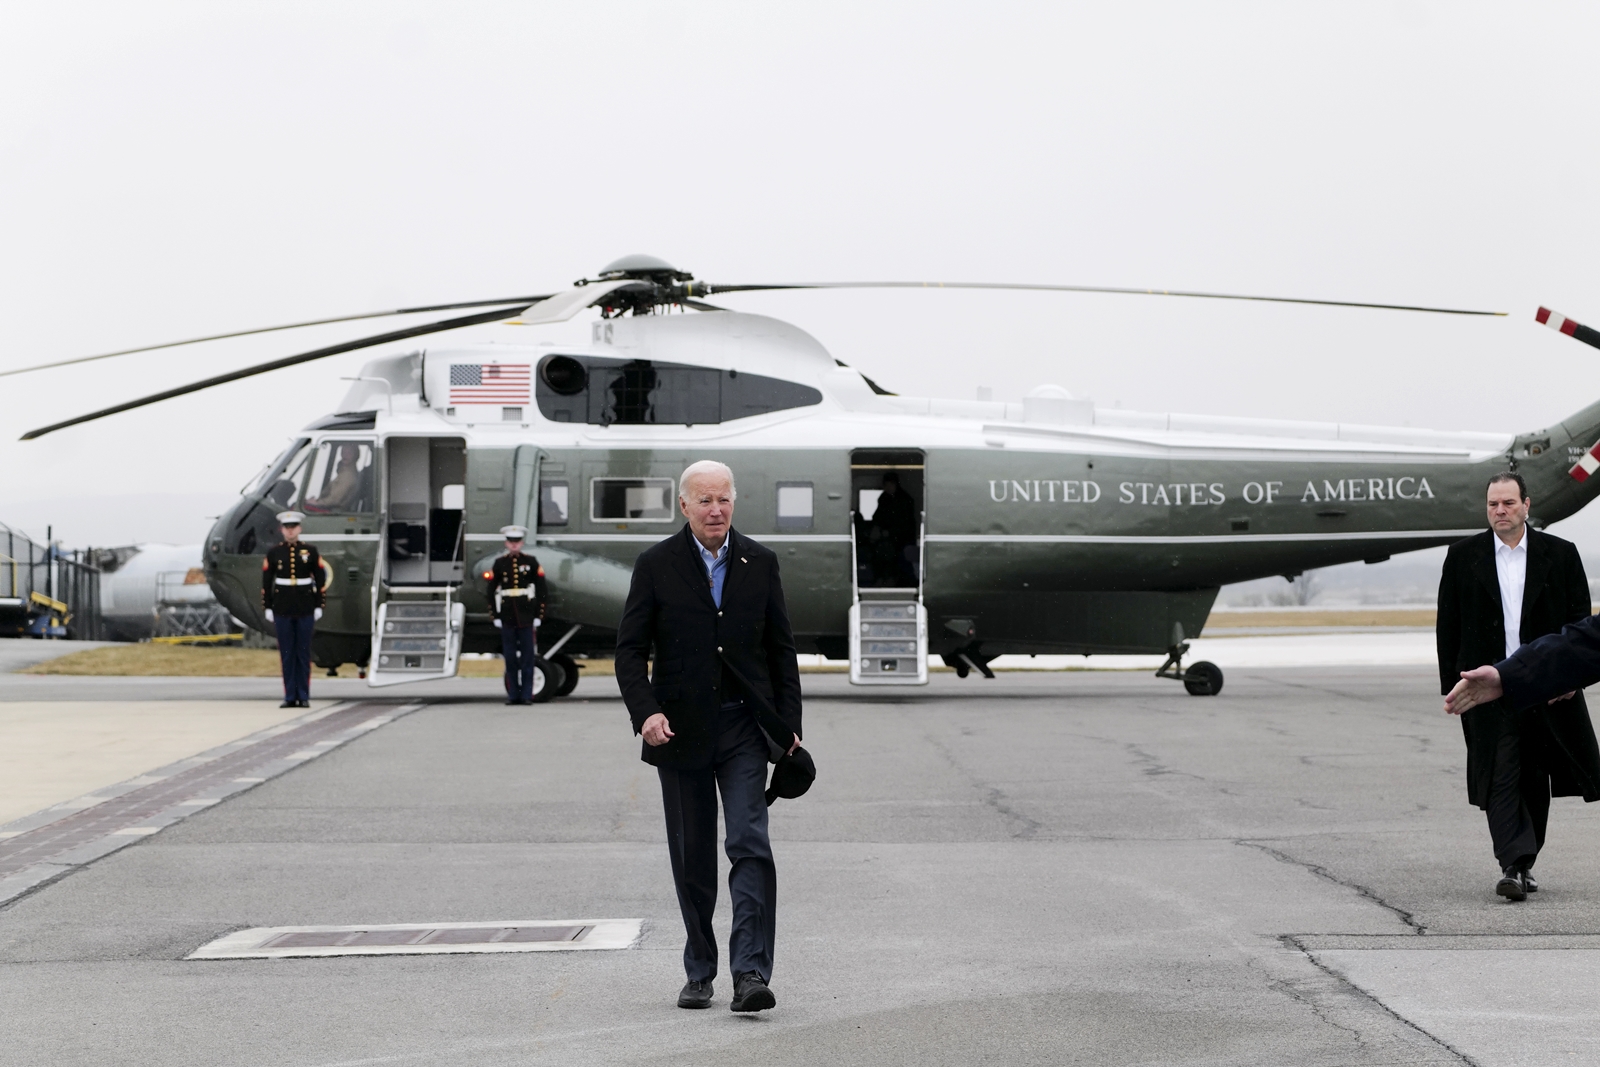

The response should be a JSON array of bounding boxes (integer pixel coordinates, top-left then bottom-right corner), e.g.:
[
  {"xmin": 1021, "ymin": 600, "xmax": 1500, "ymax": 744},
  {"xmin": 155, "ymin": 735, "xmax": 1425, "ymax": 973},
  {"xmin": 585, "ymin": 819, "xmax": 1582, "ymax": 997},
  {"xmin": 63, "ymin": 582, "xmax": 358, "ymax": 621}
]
[
  {"xmin": 552, "ymin": 653, "xmax": 580, "ymax": 697},
  {"xmin": 1183, "ymin": 661, "xmax": 1223, "ymax": 696},
  {"xmin": 531, "ymin": 657, "xmax": 566, "ymax": 703}
]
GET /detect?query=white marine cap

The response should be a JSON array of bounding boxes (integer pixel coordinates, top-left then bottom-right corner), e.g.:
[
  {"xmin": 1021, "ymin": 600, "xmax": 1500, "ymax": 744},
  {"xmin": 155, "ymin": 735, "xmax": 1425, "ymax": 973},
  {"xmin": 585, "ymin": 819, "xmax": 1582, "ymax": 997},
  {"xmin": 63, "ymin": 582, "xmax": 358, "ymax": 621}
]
[
  {"xmin": 500, "ymin": 525, "xmax": 528, "ymax": 540},
  {"xmin": 276, "ymin": 510, "xmax": 306, "ymax": 525}
]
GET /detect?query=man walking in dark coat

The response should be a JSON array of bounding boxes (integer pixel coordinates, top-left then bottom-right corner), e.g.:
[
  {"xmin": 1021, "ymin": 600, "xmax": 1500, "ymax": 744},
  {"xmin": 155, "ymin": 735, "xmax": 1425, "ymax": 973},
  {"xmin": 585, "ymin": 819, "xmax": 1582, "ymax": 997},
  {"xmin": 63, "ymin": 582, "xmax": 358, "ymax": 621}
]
[
  {"xmin": 615, "ymin": 460, "xmax": 803, "ymax": 1013},
  {"xmin": 1438, "ymin": 472, "xmax": 1600, "ymax": 900}
]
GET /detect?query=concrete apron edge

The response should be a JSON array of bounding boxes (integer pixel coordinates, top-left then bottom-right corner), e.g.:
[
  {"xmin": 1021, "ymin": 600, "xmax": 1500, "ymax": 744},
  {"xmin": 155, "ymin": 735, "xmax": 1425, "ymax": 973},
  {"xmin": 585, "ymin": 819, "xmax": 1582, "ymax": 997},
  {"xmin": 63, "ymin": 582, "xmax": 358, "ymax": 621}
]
[
  {"xmin": 0, "ymin": 699, "xmax": 426, "ymax": 910},
  {"xmin": 1292, "ymin": 932, "xmax": 1600, "ymax": 951},
  {"xmin": 0, "ymin": 701, "xmax": 355, "ymax": 837},
  {"xmin": 1280, "ymin": 934, "xmax": 1492, "ymax": 1067}
]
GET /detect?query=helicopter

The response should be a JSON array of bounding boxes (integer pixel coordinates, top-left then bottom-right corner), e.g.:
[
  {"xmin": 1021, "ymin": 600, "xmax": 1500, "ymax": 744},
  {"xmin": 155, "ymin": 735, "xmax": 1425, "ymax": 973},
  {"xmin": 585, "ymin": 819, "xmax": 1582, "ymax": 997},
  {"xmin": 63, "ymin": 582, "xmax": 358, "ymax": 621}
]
[{"xmin": 14, "ymin": 255, "xmax": 1600, "ymax": 699}]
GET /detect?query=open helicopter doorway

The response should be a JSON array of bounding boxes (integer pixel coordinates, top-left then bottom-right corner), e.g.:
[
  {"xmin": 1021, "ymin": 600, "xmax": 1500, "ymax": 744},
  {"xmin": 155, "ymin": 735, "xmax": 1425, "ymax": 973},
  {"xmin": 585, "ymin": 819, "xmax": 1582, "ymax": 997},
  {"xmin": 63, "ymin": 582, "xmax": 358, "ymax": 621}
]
[
  {"xmin": 848, "ymin": 450, "xmax": 928, "ymax": 686},
  {"xmin": 369, "ymin": 436, "xmax": 467, "ymax": 687}
]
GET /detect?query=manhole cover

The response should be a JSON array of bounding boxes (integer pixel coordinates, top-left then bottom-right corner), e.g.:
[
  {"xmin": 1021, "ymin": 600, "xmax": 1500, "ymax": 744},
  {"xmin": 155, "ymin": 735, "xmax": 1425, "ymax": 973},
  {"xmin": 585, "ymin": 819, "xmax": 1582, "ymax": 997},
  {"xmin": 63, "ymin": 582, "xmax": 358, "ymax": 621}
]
[{"xmin": 188, "ymin": 919, "xmax": 642, "ymax": 959}]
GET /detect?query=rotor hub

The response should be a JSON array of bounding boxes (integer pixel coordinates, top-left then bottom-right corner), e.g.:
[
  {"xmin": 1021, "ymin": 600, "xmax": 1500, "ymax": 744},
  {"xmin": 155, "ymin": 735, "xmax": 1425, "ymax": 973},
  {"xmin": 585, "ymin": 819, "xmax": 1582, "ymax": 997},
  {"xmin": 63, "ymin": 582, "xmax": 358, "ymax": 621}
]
[{"xmin": 589, "ymin": 254, "xmax": 701, "ymax": 317}]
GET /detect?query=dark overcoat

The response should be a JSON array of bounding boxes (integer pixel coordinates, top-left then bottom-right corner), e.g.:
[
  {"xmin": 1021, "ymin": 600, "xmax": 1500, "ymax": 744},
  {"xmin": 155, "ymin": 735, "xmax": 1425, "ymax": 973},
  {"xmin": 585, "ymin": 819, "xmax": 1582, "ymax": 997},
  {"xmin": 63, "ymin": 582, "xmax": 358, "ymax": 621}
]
[
  {"xmin": 1436, "ymin": 527, "xmax": 1600, "ymax": 808},
  {"xmin": 615, "ymin": 525, "xmax": 803, "ymax": 770}
]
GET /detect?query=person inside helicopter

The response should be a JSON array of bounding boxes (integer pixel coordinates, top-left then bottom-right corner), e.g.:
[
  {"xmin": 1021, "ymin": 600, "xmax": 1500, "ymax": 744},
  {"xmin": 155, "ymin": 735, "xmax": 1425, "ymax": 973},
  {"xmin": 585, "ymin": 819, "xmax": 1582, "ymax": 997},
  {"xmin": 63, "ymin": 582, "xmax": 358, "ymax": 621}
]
[
  {"xmin": 869, "ymin": 472, "xmax": 919, "ymax": 587},
  {"xmin": 304, "ymin": 442, "xmax": 373, "ymax": 513}
]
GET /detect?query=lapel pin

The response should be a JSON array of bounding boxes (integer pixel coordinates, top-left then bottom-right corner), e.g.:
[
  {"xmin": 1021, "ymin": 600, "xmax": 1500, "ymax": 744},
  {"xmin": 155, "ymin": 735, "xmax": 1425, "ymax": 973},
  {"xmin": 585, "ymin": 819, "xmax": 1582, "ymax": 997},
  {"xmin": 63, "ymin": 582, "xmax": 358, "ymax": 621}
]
[{"xmin": 741, "ymin": 557, "xmax": 748, "ymax": 563}]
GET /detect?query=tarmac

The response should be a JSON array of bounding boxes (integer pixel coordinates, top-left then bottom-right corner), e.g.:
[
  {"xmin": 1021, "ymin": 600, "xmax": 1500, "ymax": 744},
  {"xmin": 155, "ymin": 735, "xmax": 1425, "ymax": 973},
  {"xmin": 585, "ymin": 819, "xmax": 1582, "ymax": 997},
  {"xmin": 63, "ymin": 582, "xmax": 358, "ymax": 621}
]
[{"xmin": 3, "ymin": 658, "xmax": 1599, "ymax": 1065}]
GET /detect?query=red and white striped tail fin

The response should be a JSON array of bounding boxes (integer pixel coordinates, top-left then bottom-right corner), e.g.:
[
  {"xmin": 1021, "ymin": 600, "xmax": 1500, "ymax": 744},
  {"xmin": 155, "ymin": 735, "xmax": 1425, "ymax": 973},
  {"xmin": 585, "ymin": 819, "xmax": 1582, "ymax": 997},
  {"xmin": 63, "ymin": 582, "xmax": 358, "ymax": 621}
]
[
  {"xmin": 1570, "ymin": 439, "xmax": 1600, "ymax": 482},
  {"xmin": 1538, "ymin": 307, "xmax": 1600, "ymax": 350}
]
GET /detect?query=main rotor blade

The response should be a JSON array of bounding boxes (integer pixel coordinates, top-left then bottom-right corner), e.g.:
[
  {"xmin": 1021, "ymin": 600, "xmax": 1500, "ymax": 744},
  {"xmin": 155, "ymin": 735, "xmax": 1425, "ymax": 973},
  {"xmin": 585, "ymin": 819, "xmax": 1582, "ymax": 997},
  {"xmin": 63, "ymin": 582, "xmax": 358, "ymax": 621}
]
[
  {"xmin": 703, "ymin": 281, "xmax": 1506, "ymax": 317},
  {"xmin": 20, "ymin": 304, "xmax": 527, "ymax": 440},
  {"xmin": 0, "ymin": 295, "xmax": 550, "ymax": 379},
  {"xmin": 508, "ymin": 278, "xmax": 646, "ymax": 325}
]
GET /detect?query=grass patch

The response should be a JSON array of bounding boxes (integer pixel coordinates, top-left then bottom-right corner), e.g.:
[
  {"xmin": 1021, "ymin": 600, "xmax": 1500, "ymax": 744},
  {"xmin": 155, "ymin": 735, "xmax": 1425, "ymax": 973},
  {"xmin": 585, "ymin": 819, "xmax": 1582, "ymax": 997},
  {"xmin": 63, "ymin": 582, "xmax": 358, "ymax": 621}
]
[
  {"xmin": 22, "ymin": 644, "xmax": 285, "ymax": 677},
  {"xmin": 1206, "ymin": 608, "xmax": 1435, "ymax": 628},
  {"xmin": 20, "ymin": 643, "xmax": 623, "ymax": 679}
]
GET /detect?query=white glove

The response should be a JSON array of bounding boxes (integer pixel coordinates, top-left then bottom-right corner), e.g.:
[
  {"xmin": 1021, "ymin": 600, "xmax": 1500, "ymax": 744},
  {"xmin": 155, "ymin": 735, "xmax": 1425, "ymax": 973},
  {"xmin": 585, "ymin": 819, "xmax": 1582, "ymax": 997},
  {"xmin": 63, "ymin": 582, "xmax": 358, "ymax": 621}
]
[
  {"xmin": 493, "ymin": 619, "xmax": 502, "ymax": 629},
  {"xmin": 314, "ymin": 608, "xmax": 323, "ymax": 621},
  {"xmin": 533, "ymin": 619, "xmax": 541, "ymax": 629},
  {"xmin": 264, "ymin": 609, "xmax": 274, "ymax": 622}
]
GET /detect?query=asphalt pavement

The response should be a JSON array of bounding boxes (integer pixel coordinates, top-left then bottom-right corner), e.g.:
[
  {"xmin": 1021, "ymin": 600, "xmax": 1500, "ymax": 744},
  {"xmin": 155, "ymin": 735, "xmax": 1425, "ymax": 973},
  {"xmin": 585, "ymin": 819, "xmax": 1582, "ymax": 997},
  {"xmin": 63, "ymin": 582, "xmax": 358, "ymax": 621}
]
[{"xmin": 3, "ymin": 666, "xmax": 1598, "ymax": 1065}]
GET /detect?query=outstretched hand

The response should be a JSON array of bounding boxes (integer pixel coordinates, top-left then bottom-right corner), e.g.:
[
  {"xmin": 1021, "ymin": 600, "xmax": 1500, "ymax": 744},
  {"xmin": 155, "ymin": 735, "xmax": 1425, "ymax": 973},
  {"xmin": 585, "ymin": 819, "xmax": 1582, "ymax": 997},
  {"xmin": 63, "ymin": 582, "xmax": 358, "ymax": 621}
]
[{"xmin": 1445, "ymin": 665, "xmax": 1503, "ymax": 716}]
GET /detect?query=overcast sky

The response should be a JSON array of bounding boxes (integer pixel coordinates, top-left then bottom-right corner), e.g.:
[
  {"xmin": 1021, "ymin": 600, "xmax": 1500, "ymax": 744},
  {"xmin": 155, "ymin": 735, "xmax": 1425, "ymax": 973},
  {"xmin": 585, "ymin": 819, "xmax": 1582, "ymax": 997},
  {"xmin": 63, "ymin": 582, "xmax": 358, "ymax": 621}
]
[{"xmin": 4, "ymin": 2, "xmax": 1600, "ymax": 547}]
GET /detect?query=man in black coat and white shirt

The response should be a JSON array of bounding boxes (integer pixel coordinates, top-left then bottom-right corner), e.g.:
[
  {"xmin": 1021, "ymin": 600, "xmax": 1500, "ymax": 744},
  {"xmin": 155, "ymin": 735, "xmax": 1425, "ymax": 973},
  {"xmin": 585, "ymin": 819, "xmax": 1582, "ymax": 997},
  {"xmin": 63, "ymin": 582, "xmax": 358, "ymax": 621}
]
[
  {"xmin": 615, "ymin": 460, "xmax": 803, "ymax": 1013},
  {"xmin": 1438, "ymin": 471, "xmax": 1600, "ymax": 901}
]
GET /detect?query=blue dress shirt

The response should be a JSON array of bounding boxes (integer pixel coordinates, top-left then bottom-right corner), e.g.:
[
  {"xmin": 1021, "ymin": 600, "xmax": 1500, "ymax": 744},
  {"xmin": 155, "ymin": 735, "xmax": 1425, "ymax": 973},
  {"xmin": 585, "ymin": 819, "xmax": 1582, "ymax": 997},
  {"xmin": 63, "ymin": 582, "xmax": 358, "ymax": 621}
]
[{"xmin": 697, "ymin": 536, "xmax": 730, "ymax": 608}]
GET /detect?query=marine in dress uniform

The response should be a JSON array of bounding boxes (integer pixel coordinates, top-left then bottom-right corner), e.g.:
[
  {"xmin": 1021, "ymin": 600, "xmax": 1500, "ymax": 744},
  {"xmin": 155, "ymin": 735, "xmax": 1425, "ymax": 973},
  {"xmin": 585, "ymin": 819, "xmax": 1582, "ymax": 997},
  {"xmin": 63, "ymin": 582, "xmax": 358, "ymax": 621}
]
[
  {"xmin": 261, "ymin": 511, "xmax": 326, "ymax": 709},
  {"xmin": 485, "ymin": 525, "xmax": 547, "ymax": 705}
]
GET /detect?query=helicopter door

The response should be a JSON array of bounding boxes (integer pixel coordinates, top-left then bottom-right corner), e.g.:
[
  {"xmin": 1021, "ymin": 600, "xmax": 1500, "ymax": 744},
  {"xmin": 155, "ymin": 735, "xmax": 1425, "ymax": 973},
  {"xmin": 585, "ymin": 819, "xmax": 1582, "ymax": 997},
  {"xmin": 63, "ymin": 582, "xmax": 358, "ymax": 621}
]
[
  {"xmin": 847, "ymin": 450, "xmax": 928, "ymax": 686},
  {"xmin": 383, "ymin": 437, "xmax": 467, "ymax": 585},
  {"xmin": 370, "ymin": 436, "xmax": 467, "ymax": 688}
]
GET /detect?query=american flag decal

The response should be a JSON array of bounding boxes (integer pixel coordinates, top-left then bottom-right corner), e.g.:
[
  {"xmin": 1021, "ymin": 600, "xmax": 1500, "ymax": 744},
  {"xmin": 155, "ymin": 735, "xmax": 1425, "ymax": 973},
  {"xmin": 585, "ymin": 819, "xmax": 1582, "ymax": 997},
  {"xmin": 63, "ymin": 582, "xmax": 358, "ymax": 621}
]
[
  {"xmin": 448, "ymin": 363, "xmax": 530, "ymax": 405},
  {"xmin": 1570, "ymin": 439, "xmax": 1600, "ymax": 482}
]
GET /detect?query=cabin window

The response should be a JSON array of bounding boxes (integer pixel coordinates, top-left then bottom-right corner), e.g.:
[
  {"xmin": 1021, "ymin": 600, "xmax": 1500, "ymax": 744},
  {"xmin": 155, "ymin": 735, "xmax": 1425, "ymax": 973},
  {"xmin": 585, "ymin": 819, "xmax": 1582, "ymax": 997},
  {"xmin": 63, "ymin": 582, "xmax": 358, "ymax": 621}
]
[
  {"xmin": 537, "ymin": 354, "xmax": 822, "ymax": 426},
  {"xmin": 776, "ymin": 482, "xmax": 814, "ymax": 530},
  {"xmin": 540, "ymin": 482, "xmax": 570, "ymax": 526},
  {"xmin": 302, "ymin": 439, "xmax": 376, "ymax": 514},
  {"xmin": 591, "ymin": 477, "xmax": 675, "ymax": 521}
]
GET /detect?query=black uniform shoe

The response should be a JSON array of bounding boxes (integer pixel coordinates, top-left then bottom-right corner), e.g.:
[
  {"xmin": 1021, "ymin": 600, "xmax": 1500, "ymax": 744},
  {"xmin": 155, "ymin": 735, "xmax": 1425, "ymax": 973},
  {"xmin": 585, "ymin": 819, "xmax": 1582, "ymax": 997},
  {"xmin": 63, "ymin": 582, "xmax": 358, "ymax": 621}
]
[
  {"xmin": 729, "ymin": 972, "xmax": 776, "ymax": 1012},
  {"xmin": 298, "ymin": 700, "xmax": 311, "ymax": 708},
  {"xmin": 280, "ymin": 700, "xmax": 296, "ymax": 708},
  {"xmin": 1523, "ymin": 870, "xmax": 1539, "ymax": 892},
  {"xmin": 1497, "ymin": 867, "xmax": 1528, "ymax": 901},
  {"xmin": 677, "ymin": 979, "xmax": 713, "ymax": 1009}
]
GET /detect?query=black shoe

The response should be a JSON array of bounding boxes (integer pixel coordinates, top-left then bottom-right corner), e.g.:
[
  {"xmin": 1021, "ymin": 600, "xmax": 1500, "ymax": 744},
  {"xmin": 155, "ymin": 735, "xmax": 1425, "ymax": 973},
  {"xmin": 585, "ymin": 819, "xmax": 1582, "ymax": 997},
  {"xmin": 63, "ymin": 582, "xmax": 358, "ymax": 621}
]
[
  {"xmin": 1523, "ymin": 869, "xmax": 1539, "ymax": 893},
  {"xmin": 298, "ymin": 700, "xmax": 311, "ymax": 707},
  {"xmin": 280, "ymin": 700, "xmax": 296, "ymax": 708},
  {"xmin": 1497, "ymin": 867, "xmax": 1528, "ymax": 901},
  {"xmin": 677, "ymin": 978, "xmax": 713, "ymax": 1009},
  {"xmin": 729, "ymin": 972, "xmax": 775, "ymax": 1012}
]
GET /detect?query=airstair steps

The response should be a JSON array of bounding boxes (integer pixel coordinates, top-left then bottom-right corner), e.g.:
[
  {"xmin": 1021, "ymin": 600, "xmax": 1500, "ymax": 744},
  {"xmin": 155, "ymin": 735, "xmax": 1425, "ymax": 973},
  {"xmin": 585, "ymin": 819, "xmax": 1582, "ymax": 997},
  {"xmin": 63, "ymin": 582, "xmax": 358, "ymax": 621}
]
[
  {"xmin": 849, "ymin": 598, "xmax": 928, "ymax": 684},
  {"xmin": 368, "ymin": 594, "xmax": 463, "ymax": 688}
]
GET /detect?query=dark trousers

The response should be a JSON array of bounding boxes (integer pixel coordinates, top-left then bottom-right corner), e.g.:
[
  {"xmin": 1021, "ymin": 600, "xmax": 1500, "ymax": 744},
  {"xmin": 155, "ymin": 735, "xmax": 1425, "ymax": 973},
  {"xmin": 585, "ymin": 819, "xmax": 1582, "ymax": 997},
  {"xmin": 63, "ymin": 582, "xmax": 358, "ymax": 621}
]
[
  {"xmin": 1486, "ymin": 707, "xmax": 1553, "ymax": 871},
  {"xmin": 273, "ymin": 613, "xmax": 315, "ymax": 704},
  {"xmin": 657, "ymin": 706, "xmax": 776, "ymax": 983},
  {"xmin": 500, "ymin": 623, "xmax": 536, "ymax": 702}
]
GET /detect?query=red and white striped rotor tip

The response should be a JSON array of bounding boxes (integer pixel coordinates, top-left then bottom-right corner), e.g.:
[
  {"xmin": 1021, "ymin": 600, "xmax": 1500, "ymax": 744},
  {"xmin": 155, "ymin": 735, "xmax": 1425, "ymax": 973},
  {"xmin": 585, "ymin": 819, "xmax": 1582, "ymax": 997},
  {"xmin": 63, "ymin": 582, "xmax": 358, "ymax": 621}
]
[{"xmin": 1537, "ymin": 306, "xmax": 1582, "ymax": 336}]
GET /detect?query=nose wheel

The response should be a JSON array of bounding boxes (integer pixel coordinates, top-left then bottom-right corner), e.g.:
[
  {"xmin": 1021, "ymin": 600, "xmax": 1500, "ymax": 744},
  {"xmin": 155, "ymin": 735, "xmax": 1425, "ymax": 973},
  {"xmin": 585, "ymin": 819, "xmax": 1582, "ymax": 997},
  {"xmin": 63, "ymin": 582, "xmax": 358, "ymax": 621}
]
[{"xmin": 1156, "ymin": 639, "xmax": 1224, "ymax": 696}]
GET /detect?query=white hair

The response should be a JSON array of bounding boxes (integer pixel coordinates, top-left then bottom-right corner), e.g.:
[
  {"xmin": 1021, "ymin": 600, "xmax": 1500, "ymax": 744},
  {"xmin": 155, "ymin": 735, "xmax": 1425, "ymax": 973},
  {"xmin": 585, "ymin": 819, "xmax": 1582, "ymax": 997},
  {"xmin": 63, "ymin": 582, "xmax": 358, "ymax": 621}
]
[{"xmin": 679, "ymin": 459, "xmax": 737, "ymax": 500}]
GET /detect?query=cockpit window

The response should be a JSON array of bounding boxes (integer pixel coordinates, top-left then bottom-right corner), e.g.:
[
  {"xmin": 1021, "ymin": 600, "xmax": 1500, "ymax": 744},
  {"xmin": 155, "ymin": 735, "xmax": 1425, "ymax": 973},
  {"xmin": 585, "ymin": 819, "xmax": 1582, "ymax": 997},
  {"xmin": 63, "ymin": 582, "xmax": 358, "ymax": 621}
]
[
  {"xmin": 303, "ymin": 439, "xmax": 376, "ymax": 514},
  {"xmin": 243, "ymin": 438, "xmax": 310, "ymax": 496},
  {"xmin": 536, "ymin": 354, "xmax": 822, "ymax": 426},
  {"xmin": 256, "ymin": 441, "xmax": 315, "ymax": 512}
]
